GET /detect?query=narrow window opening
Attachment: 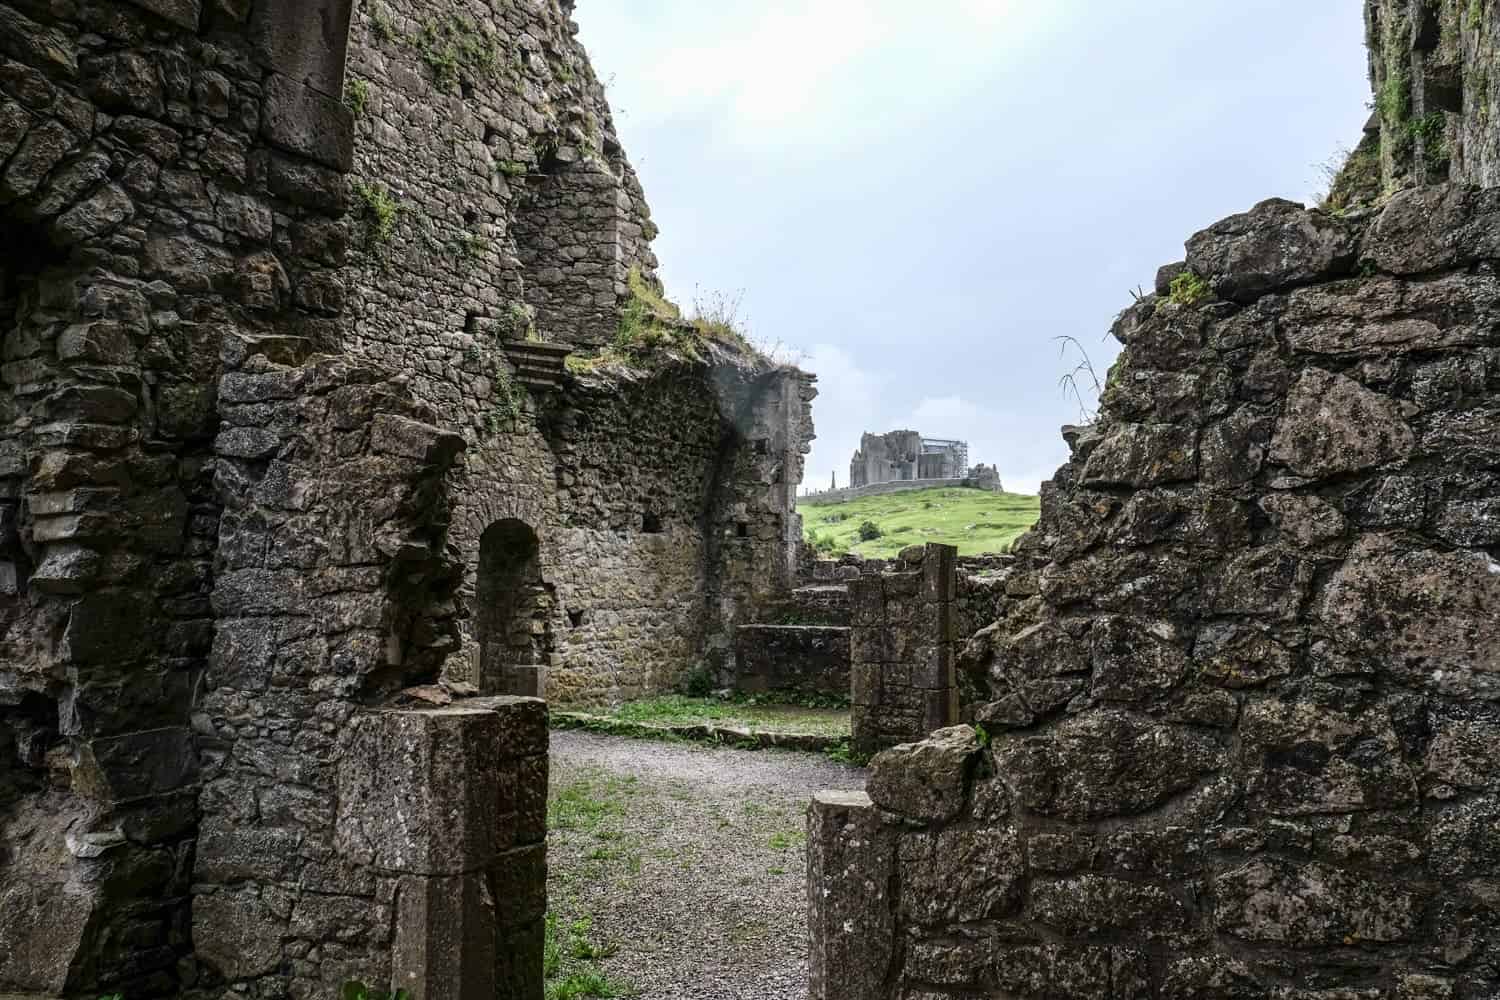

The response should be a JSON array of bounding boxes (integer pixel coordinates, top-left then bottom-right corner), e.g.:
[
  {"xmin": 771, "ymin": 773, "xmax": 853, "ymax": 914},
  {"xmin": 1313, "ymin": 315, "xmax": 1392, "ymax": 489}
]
[{"xmin": 642, "ymin": 512, "xmax": 663, "ymax": 534}]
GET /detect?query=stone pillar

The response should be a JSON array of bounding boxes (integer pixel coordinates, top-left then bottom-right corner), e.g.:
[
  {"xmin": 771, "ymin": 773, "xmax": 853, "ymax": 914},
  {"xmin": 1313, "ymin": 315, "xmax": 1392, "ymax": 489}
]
[
  {"xmin": 336, "ymin": 698, "xmax": 547, "ymax": 1000},
  {"xmin": 850, "ymin": 543, "xmax": 957, "ymax": 756},
  {"xmin": 806, "ymin": 790, "xmax": 895, "ymax": 1000}
]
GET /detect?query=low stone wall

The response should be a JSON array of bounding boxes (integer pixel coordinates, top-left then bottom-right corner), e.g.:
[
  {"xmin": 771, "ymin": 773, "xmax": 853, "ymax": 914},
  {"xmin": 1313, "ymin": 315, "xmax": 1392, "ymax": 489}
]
[
  {"xmin": 849, "ymin": 544, "xmax": 958, "ymax": 755},
  {"xmin": 733, "ymin": 624, "xmax": 850, "ymax": 698}
]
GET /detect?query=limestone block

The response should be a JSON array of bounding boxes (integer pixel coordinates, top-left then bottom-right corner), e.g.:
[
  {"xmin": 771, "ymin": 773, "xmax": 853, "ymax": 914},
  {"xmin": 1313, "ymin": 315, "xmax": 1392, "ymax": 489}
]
[
  {"xmin": 1214, "ymin": 858, "xmax": 1422, "ymax": 945},
  {"xmin": 1239, "ymin": 698, "xmax": 1416, "ymax": 816},
  {"xmin": 121, "ymin": 0, "xmax": 202, "ymax": 31},
  {"xmin": 1080, "ymin": 422, "xmax": 1198, "ymax": 488},
  {"xmin": 260, "ymin": 72, "xmax": 354, "ymax": 173},
  {"xmin": 1185, "ymin": 197, "xmax": 1357, "ymax": 301},
  {"xmin": 250, "ymin": 0, "xmax": 354, "ymax": 99},
  {"xmin": 1364, "ymin": 184, "xmax": 1500, "ymax": 275},
  {"xmin": 996, "ymin": 709, "xmax": 1224, "ymax": 822},
  {"xmin": 1269, "ymin": 369, "xmax": 1413, "ymax": 478},
  {"xmin": 194, "ymin": 889, "xmax": 286, "ymax": 980},
  {"xmin": 988, "ymin": 943, "xmax": 1151, "ymax": 1000},
  {"xmin": 0, "ymin": 878, "xmax": 98, "ymax": 994},
  {"xmin": 336, "ymin": 708, "xmax": 503, "ymax": 875},
  {"xmin": 370, "ymin": 412, "xmax": 467, "ymax": 467},
  {"xmin": 1316, "ymin": 537, "xmax": 1500, "ymax": 697},
  {"xmin": 1032, "ymin": 874, "xmax": 1199, "ymax": 947},
  {"xmin": 866, "ymin": 725, "xmax": 980, "ymax": 824},
  {"xmin": 806, "ymin": 791, "xmax": 894, "ymax": 1000},
  {"xmin": 1088, "ymin": 616, "xmax": 1188, "ymax": 703},
  {"xmin": 898, "ymin": 824, "xmax": 1023, "ymax": 924}
]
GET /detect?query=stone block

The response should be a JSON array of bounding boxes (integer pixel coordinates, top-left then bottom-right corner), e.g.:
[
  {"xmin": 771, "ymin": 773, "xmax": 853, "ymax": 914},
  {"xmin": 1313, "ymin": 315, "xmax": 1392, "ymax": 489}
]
[
  {"xmin": 1269, "ymin": 369, "xmax": 1414, "ymax": 478},
  {"xmin": 806, "ymin": 791, "xmax": 894, "ymax": 1000},
  {"xmin": 465, "ymin": 696, "xmax": 549, "ymax": 759},
  {"xmin": 996, "ymin": 709, "xmax": 1224, "ymax": 822},
  {"xmin": 1185, "ymin": 197, "xmax": 1357, "ymax": 301},
  {"xmin": 1081, "ymin": 422, "xmax": 1198, "ymax": 488},
  {"xmin": 0, "ymin": 877, "xmax": 98, "ymax": 994},
  {"xmin": 370, "ymin": 411, "xmax": 467, "ymax": 467},
  {"xmin": 867, "ymin": 725, "xmax": 979, "ymax": 824},
  {"xmin": 194, "ymin": 889, "xmax": 286, "ymax": 980},
  {"xmin": 250, "ymin": 0, "xmax": 354, "ymax": 99},
  {"xmin": 336, "ymin": 708, "xmax": 503, "ymax": 875},
  {"xmin": 1239, "ymin": 699, "xmax": 1416, "ymax": 816},
  {"xmin": 121, "ymin": 0, "xmax": 202, "ymax": 30},
  {"xmin": 1214, "ymin": 858, "xmax": 1421, "ymax": 946},
  {"xmin": 899, "ymin": 824, "xmax": 1023, "ymax": 924},
  {"xmin": 260, "ymin": 72, "xmax": 354, "ymax": 173}
]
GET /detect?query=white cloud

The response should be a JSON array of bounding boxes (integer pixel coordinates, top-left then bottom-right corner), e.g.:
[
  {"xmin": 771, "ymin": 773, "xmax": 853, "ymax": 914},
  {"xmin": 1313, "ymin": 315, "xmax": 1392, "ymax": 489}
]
[{"xmin": 581, "ymin": 0, "xmax": 1061, "ymax": 156}]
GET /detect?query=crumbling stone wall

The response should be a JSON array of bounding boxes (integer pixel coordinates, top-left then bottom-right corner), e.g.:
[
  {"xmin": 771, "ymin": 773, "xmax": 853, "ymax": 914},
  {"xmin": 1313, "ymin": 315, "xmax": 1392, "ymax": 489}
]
[
  {"xmin": 0, "ymin": 0, "xmax": 368, "ymax": 993},
  {"xmin": 810, "ymin": 192, "xmax": 1500, "ymax": 998},
  {"xmin": 1351, "ymin": 0, "xmax": 1500, "ymax": 201},
  {"xmin": 849, "ymin": 544, "xmax": 959, "ymax": 756},
  {"xmin": 336, "ymin": 0, "xmax": 815, "ymax": 705},
  {"xmin": 1, "ymin": 0, "xmax": 811, "ymax": 993}
]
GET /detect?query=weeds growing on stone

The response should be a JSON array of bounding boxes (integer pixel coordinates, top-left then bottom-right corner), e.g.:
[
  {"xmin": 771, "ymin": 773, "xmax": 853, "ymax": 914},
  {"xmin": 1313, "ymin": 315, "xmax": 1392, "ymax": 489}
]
[
  {"xmin": 415, "ymin": 14, "xmax": 502, "ymax": 91},
  {"xmin": 344, "ymin": 77, "xmax": 370, "ymax": 116},
  {"xmin": 352, "ymin": 181, "xmax": 400, "ymax": 247},
  {"xmin": 369, "ymin": 4, "xmax": 397, "ymax": 42},
  {"xmin": 1168, "ymin": 270, "xmax": 1212, "ymax": 306}
]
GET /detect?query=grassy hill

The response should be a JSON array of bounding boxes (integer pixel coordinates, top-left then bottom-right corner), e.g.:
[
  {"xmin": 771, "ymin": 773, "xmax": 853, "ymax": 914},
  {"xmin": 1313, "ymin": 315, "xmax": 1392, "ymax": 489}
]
[{"xmin": 799, "ymin": 486, "xmax": 1041, "ymax": 559}]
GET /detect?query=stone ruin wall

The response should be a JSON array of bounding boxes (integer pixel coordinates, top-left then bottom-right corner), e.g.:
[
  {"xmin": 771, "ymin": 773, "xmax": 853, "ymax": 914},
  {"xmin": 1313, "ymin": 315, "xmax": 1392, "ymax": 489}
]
[
  {"xmin": 1365, "ymin": 0, "xmax": 1500, "ymax": 194},
  {"xmin": 0, "ymin": 0, "xmax": 814, "ymax": 996},
  {"xmin": 811, "ymin": 191, "xmax": 1500, "ymax": 998},
  {"xmin": 337, "ymin": 0, "xmax": 815, "ymax": 705}
]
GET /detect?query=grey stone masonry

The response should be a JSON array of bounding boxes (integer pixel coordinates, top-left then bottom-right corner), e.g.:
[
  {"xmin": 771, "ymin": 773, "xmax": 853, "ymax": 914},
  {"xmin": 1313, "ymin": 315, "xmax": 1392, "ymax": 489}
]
[
  {"xmin": 812, "ymin": 190, "xmax": 1500, "ymax": 997},
  {"xmin": 849, "ymin": 543, "xmax": 958, "ymax": 756}
]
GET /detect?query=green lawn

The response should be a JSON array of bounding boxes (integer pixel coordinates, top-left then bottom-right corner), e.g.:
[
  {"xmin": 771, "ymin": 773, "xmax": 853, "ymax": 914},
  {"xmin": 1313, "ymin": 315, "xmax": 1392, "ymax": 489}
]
[{"xmin": 799, "ymin": 486, "xmax": 1040, "ymax": 558}]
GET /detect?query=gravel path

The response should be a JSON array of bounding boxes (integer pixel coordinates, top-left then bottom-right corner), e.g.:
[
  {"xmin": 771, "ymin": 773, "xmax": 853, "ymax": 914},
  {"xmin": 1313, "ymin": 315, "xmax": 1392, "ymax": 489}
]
[{"xmin": 546, "ymin": 729, "xmax": 868, "ymax": 1000}]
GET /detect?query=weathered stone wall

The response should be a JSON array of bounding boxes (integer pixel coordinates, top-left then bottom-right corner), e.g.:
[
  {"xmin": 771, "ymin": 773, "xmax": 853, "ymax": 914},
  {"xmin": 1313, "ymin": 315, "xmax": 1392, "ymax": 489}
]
[
  {"xmin": 849, "ymin": 543, "xmax": 958, "ymax": 756},
  {"xmin": 336, "ymin": 0, "xmax": 815, "ymax": 705},
  {"xmin": 734, "ymin": 624, "xmax": 850, "ymax": 698},
  {"xmin": 810, "ymin": 192, "xmax": 1500, "ymax": 998},
  {"xmin": 0, "ymin": 0, "xmax": 365, "ymax": 993},
  {"xmin": 1364, "ymin": 0, "xmax": 1500, "ymax": 194},
  {"xmin": 0, "ymin": 0, "xmax": 812, "ymax": 996}
]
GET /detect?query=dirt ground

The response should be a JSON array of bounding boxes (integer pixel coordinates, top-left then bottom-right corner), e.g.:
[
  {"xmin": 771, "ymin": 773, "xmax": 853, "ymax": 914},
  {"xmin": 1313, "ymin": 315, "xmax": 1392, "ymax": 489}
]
[{"xmin": 545, "ymin": 729, "xmax": 868, "ymax": 1000}]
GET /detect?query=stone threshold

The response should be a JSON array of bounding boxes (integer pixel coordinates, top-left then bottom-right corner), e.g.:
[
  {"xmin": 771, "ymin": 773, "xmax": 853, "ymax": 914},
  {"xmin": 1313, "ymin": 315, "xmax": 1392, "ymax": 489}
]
[{"xmin": 551, "ymin": 711, "xmax": 846, "ymax": 753}]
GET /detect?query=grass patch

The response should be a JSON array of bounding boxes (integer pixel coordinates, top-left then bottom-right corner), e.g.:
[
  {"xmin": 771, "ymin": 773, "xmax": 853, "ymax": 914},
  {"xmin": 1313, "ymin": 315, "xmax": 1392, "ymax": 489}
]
[
  {"xmin": 549, "ymin": 773, "xmax": 635, "ymax": 833},
  {"xmin": 799, "ymin": 485, "xmax": 1039, "ymax": 558},
  {"xmin": 608, "ymin": 695, "xmax": 850, "ymax": 738}
]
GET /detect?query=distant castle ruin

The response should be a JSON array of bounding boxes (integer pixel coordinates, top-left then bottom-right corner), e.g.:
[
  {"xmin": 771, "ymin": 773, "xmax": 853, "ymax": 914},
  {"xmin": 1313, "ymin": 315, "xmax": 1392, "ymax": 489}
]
[{"xmin": 849, "ymin": 430, "xmax": 968, "ymax": 487}]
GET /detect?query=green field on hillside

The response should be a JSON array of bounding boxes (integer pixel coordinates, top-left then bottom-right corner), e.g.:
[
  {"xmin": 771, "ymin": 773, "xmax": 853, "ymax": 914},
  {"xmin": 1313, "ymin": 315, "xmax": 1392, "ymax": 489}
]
[{"xmin": 799, "ymin": 486, "xmax": 1041, "ymax": 559}]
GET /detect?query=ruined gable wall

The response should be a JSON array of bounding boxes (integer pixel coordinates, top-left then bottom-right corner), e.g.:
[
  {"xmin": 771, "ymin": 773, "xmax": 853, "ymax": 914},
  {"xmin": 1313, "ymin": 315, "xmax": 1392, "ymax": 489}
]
[
  {"xmin": 337, "ymin": 0, "xmax": 813, "ymax": 705},
  {"xmin": 811, "ymin": 191, "xmax": 1500, "ymax": 999}
]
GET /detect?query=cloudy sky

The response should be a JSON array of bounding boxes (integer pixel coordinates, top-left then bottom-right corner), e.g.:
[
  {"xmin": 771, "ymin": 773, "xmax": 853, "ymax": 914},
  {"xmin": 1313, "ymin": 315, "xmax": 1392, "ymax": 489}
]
[{"xmin": 576, "ymin": 1, "xmax": 1371, "ymax": 495}]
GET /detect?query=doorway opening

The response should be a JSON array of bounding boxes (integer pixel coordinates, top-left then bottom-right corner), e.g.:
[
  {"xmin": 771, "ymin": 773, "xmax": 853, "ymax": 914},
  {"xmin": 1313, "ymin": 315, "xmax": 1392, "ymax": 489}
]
[{"xmin": 475, "ymin": 518, "xmax": 552, "ymax": 696}]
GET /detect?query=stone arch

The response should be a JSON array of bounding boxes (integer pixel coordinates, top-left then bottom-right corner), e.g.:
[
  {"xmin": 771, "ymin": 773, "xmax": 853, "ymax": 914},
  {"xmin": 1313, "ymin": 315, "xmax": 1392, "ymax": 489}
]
[{"xmin": 475, "ymin": 517, "xmax": 553, "ymax": 696}]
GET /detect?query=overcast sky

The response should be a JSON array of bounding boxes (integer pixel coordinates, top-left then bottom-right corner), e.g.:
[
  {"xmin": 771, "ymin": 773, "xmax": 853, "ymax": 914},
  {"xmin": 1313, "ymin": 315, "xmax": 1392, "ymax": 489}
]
[{"xmin": 576, "ymin": 1, "xmax": 1371, "ymax": 495}]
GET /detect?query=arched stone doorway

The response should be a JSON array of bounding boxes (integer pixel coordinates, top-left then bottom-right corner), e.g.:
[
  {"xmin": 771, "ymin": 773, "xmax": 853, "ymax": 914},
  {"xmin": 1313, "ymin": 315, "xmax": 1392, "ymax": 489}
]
[{"xmin": 475, "ymin": 518, "xmax": 553, "ymax": 696}]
